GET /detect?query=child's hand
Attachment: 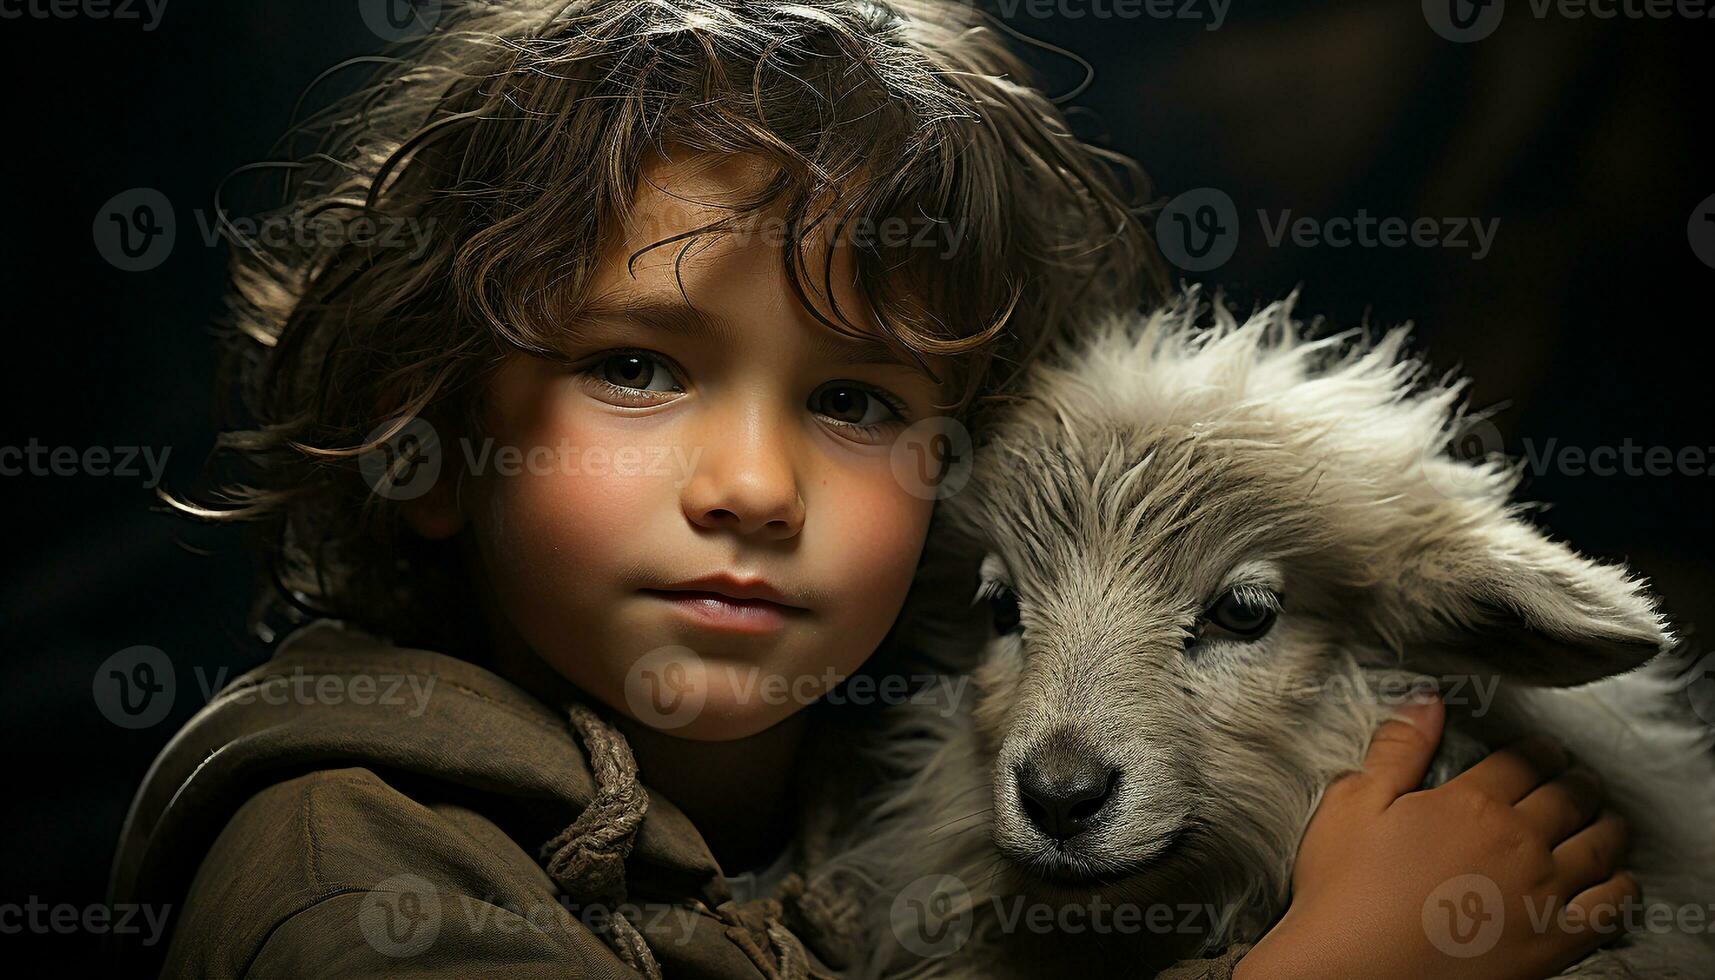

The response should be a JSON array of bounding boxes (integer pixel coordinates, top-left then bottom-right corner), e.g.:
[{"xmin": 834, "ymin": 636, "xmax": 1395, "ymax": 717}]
[{"xmin": 1235, "ymin": 693, "xmax": 1638, "ymax": 980}]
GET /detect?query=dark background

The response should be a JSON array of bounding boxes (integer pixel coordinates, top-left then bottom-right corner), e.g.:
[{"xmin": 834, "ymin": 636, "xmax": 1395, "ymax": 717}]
[{"xmin": 2, "ymin": 0, "xmax": 1709, "ymax": 968}]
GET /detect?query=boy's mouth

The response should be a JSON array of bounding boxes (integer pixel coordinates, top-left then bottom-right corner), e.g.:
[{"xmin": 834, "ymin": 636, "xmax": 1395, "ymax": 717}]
[
  {"xmin": 644, "ymin": 572, "xmax": 807, "ymax": 608},
  {"xmin": 639, "ymin": 588, "xmax": 804, "ymax": 634}
]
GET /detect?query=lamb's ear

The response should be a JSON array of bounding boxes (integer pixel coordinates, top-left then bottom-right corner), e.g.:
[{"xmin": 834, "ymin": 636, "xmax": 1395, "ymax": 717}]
[{"xmin": 1366, "ymin": 510, "xmax": 1672, "ymax": 687}]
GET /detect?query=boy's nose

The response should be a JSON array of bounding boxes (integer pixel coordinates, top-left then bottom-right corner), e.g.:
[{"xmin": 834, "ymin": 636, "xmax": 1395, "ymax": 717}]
[
  {"xmin": 681, "ymin": 424, "xmax": 806, "ymax": 539},
  {"xmin": 690, "ymin": 494, "xmax": 804, "ymax": 538}
]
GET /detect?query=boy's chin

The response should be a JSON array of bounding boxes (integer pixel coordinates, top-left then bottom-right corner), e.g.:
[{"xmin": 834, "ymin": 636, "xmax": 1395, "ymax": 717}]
[
  {"xmin": 642, "ymin": 697, "xmax": 807, "ymax": 742},
  {"xmin": 610, "ymin": 648, "xmax": 840, "ymax": 742}
]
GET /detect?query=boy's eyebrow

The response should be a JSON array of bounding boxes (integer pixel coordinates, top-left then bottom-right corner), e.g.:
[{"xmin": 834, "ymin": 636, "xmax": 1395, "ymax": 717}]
[{"xmin": 575, "ymin": 294, "xmax": 936, "ymax": 379}]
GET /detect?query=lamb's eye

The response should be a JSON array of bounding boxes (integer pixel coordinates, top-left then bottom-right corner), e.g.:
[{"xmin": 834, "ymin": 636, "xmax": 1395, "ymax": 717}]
[
  {"xmin": 1200, "ymin": 587, "xmax": 1280, "ymax": 641},
  {"xmin": 980, "ymin": 583, "xmax": 1022, "ymax": 636}
]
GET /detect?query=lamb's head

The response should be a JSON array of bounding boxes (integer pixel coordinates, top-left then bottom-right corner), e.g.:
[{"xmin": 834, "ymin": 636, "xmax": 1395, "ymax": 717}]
[{"xmin": 940, "ymin": 291, "xmax": 1671, "ymax": 916}]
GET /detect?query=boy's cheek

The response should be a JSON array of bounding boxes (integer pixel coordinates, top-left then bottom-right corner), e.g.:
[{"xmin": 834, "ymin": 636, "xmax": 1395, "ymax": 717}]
[
  {"xmin": 474, "ymin": 456, "xmax": 669, "ymax": 594},
  {"xmin": 807, "ymin": 476, "xmax": 935, "ymax": 621},
  {"xmin": 468, "ymin": 465, "xmax": 680, "ymax": 721}
]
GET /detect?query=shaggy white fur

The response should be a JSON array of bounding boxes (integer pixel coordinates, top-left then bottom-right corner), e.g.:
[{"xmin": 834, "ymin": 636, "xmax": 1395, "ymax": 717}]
[{"xmin": 819, "ymin": 288, "xmax": 1714, "ymax": 979}]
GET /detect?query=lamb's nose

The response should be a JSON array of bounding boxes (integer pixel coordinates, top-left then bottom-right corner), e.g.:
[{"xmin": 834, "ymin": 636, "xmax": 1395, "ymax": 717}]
[{"xmin": 1015, "ymin": 732, "xmax": 1120, "ymax": 843}]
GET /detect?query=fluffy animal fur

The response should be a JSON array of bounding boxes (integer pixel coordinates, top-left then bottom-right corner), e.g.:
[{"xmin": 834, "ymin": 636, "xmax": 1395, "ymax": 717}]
[{"xmin": 821, "ymin": 289, "xmax": 1715, "ymax": 978}]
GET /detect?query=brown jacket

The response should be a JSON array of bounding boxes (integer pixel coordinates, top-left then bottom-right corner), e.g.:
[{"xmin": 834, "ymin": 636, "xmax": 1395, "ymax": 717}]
[{"xmin": 109, "ymin": 620, "xmax": 1250, "ymax": 978}]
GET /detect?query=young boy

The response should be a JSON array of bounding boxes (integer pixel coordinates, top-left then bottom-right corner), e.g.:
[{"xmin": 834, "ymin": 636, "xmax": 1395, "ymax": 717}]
[{"xmin": 111, "ymin": 1, "xmax": 1637, "ymax": 977}]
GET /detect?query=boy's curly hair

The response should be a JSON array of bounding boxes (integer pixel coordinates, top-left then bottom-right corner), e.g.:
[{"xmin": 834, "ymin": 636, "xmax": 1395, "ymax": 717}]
[{"xmin": 173, "ymin": 0, "xmax": 1167, "ymax": 648}]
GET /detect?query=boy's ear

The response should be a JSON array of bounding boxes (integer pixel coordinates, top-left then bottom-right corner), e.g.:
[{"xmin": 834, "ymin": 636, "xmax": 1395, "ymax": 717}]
[
  {"xmin": 399, "ymin": 467, "xmax": 465, "ymax": 540},
  {"xmin": 1363, "ymin": 506, "xmax": 1671, "ymax": 687},
  {"xmin": 365, "ymin": 410, "xmax": 465, "ymax": 540}
]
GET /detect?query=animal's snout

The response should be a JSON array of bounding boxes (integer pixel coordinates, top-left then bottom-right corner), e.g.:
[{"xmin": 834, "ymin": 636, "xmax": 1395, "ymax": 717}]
[{"xmin": 1014, "ymin": 729, "xmax": 1120, "ymax": 843}]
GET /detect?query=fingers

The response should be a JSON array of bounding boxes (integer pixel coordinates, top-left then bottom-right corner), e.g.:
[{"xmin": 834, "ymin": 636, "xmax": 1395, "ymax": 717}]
[
  {"xmin": 1352, "ymin": 695, "xmax": 1446, "ymax": 803},
  {"xmin": 1515, "ymin": 766, "xmax": 1603, "ymax": 842},
  {"xmin": 1550, "ymin": 871, "xmax": 1643, "ymax": 964},
  {"xmin": 1553, "ymin": 808, "xmax": 1631, "ymax": 892},
  {"xmin": 1447, "ymin": 733, "xmax": 1569, "ymax": 803}
]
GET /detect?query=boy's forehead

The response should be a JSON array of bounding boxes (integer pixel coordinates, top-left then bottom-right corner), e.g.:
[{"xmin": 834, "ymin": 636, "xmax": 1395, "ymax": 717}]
[
  {"xmin": 608, "ymin": 147, "xmax": 842, "ymax": 264},
  {"xmin": 588, "ymin": 148, "xmax": 949, "ymax": 383},
  {"xmin": 630, "ymin": 147, "xmax": 778, "ymax": 214}
]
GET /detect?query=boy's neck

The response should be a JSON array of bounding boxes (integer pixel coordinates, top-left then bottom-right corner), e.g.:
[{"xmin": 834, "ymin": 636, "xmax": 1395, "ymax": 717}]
[
  {"xmin": 482, "ymin": 626, "xmax": 806, "ymax": 873},
  {"xmin": 609, "ymin": 709, "xmax": 807, "ymax": 875}
]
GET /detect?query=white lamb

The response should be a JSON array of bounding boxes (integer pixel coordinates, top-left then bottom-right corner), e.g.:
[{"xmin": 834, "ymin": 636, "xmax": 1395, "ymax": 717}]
[{"xmin": 825, "ymin": 290, "xmax": 1715, "ymax": 979}]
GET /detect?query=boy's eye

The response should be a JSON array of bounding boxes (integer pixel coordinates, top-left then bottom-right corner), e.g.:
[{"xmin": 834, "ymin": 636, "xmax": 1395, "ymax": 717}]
[
  {"xmin": 809, "ymin": 382, "xmax": 904, "ymax": 428},
  {"xmin": 594, "ymin": 351, "xmax": 680, "ymax": 394},
  {"xmin": 576, "ymin": 353, "xmax": 682, "ymax": 403}
]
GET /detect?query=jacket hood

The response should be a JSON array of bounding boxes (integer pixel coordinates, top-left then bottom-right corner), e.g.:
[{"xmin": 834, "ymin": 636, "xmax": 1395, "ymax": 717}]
[{"xmin": 109, "ymin": 619, "xmax": 857, "ymax": 977}]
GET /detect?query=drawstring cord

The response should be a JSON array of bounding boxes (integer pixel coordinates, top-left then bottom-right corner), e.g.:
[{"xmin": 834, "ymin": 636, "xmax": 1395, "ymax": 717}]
[
  {"xmin": 710, "ymin": 890, "xmax": 816, "ymax": 980},
  {"xmin": 540, "ymin": 702, "xmax": 821, "ymax": 980},
  {"xmin": 539, "ymin": 702, "xmax": 662, "ymax": 979}
]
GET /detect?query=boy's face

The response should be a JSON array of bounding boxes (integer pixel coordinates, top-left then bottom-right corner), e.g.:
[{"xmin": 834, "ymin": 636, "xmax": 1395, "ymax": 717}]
[{"xmin": 413, "ymin": 151, "xmax": 950, "ymax": 740}]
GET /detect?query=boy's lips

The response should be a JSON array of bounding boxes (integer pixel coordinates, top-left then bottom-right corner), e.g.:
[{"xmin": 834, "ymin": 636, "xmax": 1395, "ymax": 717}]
[
  {"xmin": 644, "ymin": 573, "xmax": 807, "ymax": 609},
  {"xmin": 639, "ymin": 589, "xmax": 804, "ymax": 634},
  {"xmin": 639, "ymin": 573, "xmax": 809, "ymax": 635}
]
